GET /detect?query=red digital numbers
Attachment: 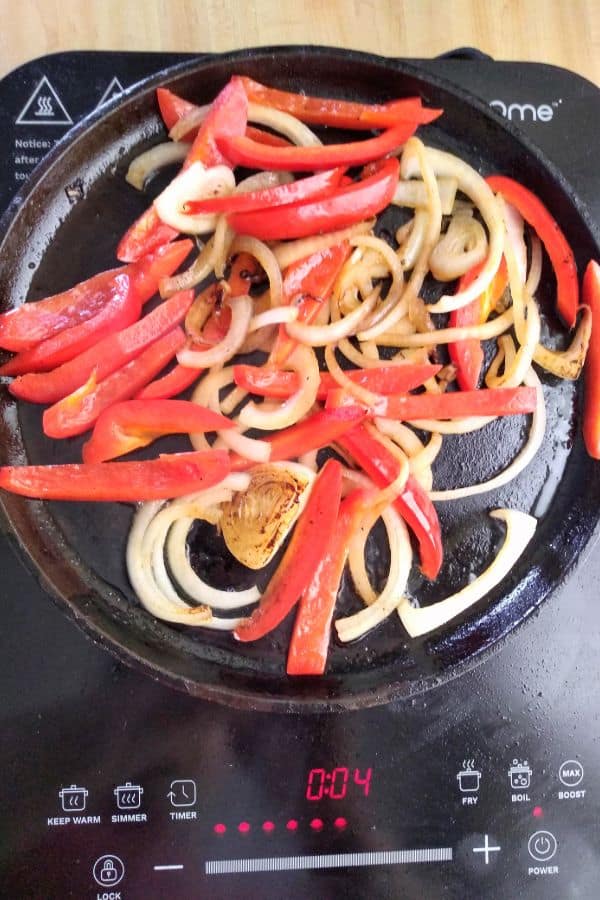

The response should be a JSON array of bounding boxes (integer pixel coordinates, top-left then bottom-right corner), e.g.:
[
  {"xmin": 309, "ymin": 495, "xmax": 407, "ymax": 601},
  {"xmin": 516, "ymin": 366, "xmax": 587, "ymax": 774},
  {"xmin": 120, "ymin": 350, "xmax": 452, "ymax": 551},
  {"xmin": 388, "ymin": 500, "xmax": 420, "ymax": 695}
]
[{"xmin": 305, "ymin": 766, "xmax": 372, "ymax": 801}]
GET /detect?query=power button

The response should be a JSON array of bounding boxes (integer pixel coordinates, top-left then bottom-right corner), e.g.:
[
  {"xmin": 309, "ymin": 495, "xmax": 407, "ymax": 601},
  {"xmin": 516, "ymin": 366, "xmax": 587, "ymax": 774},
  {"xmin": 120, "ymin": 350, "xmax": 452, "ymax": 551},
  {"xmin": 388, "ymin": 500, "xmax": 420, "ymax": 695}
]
[{"xmin": 527, "ymin": 830, "xmax": 557, "ymax": 862}]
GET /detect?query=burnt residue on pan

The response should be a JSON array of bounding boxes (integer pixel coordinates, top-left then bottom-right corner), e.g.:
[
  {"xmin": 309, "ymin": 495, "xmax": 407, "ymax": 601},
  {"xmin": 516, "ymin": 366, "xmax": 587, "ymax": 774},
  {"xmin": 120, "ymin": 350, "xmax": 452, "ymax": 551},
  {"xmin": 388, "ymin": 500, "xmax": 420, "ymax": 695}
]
[{"xmin": 0, "ymin": 46, "xmax": 599, "ymax": 712}]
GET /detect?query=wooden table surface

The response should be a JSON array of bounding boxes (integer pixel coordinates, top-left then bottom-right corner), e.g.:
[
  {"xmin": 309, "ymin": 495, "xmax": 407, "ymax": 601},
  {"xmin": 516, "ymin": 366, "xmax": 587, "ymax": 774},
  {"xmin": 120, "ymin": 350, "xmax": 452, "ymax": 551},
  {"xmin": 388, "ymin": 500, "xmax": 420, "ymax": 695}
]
[{"xmin": 0, "ymin": 0, "xmax": 598, "ymax": 86}]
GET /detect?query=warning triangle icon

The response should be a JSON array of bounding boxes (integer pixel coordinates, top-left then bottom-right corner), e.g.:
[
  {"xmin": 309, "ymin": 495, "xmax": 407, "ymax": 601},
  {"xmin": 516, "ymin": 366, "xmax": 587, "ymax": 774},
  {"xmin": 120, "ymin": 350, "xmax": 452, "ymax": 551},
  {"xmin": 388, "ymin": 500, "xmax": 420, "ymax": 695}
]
[
  {"xmin": 96, "ymin": 77, "xmax": 125, "ymax": 108},
  {"xmin": 16, "ymin": 76, "xmax": 73, "ymax": 126}
]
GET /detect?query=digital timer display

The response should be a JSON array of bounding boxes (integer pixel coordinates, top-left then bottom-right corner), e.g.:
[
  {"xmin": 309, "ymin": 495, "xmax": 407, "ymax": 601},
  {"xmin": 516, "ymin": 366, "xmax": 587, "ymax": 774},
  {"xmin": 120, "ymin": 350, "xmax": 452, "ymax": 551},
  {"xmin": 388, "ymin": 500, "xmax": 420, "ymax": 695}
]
[{"xmin": 305, "ymin": 767, "xmax": 372, "ymax": 801}]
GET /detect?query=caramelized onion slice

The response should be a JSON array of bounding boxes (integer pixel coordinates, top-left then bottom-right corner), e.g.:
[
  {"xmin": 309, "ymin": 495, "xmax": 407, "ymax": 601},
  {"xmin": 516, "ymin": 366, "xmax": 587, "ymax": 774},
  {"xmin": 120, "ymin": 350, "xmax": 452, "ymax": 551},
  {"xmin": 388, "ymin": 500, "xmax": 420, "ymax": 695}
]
[{"xmin": 220, "ymin": 462, "xmax": 315, "ymax": 569}]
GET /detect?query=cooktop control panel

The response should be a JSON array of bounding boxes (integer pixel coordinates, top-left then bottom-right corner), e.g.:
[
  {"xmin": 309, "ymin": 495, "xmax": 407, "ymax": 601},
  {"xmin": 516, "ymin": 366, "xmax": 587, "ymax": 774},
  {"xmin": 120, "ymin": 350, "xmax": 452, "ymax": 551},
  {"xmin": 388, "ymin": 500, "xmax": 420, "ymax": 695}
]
[
  {"xmin": 33, "ymin": 723, "xmax": 596, "ymax": 899},
  {"xmin": 1, "ymin": 50, "xmax": 600, "ymax": 900}
]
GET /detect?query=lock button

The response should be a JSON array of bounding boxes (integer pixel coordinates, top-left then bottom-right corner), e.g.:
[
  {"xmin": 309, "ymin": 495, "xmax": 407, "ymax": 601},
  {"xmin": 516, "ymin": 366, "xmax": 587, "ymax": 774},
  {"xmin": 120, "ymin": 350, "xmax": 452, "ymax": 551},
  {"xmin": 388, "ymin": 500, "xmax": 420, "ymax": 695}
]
[{"xmin": 92, "ymin": 855, "xmax": 125, "ymax": 887}]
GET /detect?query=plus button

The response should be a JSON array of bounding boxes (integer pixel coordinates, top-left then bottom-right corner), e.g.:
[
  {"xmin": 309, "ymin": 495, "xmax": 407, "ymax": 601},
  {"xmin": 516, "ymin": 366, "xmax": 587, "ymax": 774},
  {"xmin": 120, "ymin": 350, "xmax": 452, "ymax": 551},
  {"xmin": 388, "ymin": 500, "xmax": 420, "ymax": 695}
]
[{"xmin": 472, "ymin": 834, "xmax": 501, "ymax": 864}]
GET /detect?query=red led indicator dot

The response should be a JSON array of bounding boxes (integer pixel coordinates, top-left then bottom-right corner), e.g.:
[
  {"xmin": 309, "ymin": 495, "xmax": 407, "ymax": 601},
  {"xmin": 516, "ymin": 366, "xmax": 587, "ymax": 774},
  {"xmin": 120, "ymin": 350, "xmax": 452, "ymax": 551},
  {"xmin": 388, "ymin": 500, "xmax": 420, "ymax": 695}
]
[
  {"xmin": 213, "ymin": 823, "xmax": 227, "ymax": 835},
  {"xmin": 334, "ymin": 817, "xmax": 348, "ymax": 830},
  {"xmin": 286, "ymin": 819, "xmax": 298, "ymax": 831},
  {"xmin": 532, "ymin": 806, "xmax": 544, "ymax": 818},
  {"xmin": 310, "ymin": 818, "xmax": 324, "ymax": 831},
  {"xmin": 238, "ymin": 822, "xmax": 251, "ymax": 834},
  {"xmin": 262, "ymin": 821, "xmax": 275, "ymax": 833}
]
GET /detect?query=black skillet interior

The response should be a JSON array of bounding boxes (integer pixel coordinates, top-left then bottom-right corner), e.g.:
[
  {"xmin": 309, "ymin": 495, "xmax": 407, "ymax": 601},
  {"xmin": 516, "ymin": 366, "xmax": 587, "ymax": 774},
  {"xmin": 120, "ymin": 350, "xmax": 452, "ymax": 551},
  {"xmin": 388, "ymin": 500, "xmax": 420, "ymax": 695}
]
[{"xmin": 0, "ymin": 46, "xmax": 599, "ymax": 712}]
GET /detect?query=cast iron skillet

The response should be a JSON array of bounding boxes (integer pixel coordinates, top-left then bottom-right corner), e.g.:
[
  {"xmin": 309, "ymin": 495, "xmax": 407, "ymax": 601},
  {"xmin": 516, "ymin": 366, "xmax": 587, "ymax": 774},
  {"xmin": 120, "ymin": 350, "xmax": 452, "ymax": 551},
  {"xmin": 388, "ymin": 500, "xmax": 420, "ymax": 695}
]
[{"xmin": 0, "ymin": 46, "xmax": 599, "ymax": 713}]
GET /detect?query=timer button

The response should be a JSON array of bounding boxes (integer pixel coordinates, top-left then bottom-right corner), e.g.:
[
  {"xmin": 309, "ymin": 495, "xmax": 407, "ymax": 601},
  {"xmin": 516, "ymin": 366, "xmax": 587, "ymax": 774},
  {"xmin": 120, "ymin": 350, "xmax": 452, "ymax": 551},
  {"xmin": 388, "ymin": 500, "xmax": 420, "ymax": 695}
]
[{"xmin": 528, "ymin": 830, "xmax": 557, "ymax": 862}]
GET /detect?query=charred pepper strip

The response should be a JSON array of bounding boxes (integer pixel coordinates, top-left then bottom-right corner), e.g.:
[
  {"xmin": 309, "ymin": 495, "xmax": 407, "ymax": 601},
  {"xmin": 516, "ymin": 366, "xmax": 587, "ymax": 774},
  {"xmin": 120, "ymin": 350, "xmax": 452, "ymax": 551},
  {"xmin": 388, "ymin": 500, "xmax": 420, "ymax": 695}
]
[
  {"xmin": 234, "ymin": 458, "xmax": 343, "ymax": 642},
  {"xmin": 335, "ymin": 422, "xmax": 443, "ymax": 580},
  {"xmin": 287, "ymin": 487, "xmax": 374, "ymax": 675}
]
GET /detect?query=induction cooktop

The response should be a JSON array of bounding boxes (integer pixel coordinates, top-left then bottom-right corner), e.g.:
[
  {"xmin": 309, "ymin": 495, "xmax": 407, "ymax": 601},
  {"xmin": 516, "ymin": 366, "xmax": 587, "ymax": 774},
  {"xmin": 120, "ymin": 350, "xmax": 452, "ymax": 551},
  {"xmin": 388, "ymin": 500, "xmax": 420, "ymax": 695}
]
[{"xmin": 1, "ymin": 48, "xmax": 599, "ymax": 900}]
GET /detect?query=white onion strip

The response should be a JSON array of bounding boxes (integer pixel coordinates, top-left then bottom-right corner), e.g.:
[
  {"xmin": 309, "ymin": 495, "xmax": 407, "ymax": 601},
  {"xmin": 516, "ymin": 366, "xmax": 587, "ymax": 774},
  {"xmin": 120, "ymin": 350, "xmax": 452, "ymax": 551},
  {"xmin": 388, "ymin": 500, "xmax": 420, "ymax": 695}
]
[
  {"xmin": 177, "ymin": 295, "xmax": 253, "ymax": 368},
  {"xmin": 230, "ymin": 234, "xmax": 283, "ymax": 307},
  {"xmin": 191, "ymin": 367, "xmax": 271, "ymax": 462},
  {"xmin": 167, "ymin": 519, "xmax": 260, "ymax": 609},
  {"xmin": 154, "ymin": 162, "xmax": 235, "ymax": 234},
  {"xmin": 287, "ymin": 287, "xmax": 378, "ymax": 346},
  {"xmin": 380, "ymin": 307, "xmax": 514, "ymax": 347},
  {"xmin": 239, "ymin": 344, "xmax": 320, "ymax": 431},
  {"xmin": 360, "ymin": 137, "xmax": 441, "ymax": 338},
  {"xmin": 248, "ymin": 102, "xmax": 322, "ymax": 146},
  {"xmin": 397, "ymin": 509, "xmax": 537, "ymax": 637},
  {"xmin": 336, "ymin": 505, "xmax": 412, "ymax": 642},
  {"xmin": 273, "ymin": 220, "xmax": 373, "ymax": 271},
  {"xmin": 126, "ymin": 481, "xmax": 253, "ymax": 628},
  {"xmin": 429, "ymin": 368, "xmax": 545, "ymax": 500},
  {"xmin": 393, "ymin": 176, "xmax": 458, "ymax": 216},
  {"xmin": 401, "ymin": 146, "xmax": 504, "ymax": 313},
  {"xmin": 249, "ymin": 306, "xmax": 298, "ymax": 332},
  {"xmin": 126, "ymin": 141, "xmax": 188, "ymax": 190}
]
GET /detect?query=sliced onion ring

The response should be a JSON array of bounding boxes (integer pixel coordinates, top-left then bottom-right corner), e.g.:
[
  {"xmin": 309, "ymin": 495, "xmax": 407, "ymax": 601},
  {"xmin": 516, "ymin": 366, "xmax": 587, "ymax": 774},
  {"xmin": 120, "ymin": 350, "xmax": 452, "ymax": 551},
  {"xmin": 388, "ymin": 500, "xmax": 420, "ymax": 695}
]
[
  {"xmin": 154, "ymin": 162, "xmax": 235, "ymax": 234},
  {"xmin": 238, "ymin": 344, "xmax": 320, "ymax": 431},
  {"xmin": 401, "ymin": 145, "xmax": 504, "ymax": 314},
  {"xmin": 397, "ymin": 509, "xmax": 537, "ymax": 637},
  {"xmin": 126, "ymin": 141, "xmax": 188, "ymax": 190},
  {"xmin": 429, "ymin": 368, "xmax": 545, "ymax": 500},
  {"xmin": 335, "ymin": 505, "xmax": 412, "ymax": 642},
  {"xmin": 177, "ymin": 295, "xmax": 253, "ymax": 368}
]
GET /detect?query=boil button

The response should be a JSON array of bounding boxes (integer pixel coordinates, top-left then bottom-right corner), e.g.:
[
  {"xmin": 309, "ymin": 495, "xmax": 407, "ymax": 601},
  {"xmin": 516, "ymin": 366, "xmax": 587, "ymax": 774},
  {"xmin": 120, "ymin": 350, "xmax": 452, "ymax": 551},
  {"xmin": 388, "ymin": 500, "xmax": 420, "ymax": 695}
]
[{"xmin": 528, "ymin": 831, "xmax": 557, "ymax": 862}]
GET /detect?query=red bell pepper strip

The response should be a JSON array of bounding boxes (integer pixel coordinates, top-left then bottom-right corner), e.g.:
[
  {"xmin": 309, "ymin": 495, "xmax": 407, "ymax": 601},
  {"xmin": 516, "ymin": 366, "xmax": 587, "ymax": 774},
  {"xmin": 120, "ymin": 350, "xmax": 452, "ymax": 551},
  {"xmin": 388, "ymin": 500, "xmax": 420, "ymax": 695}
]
[
  {"xmin": 82, "ymin": 399, "xmax": 234, "ymax": 463},
  {"xmin": 0, "ymin": 449, "xmax": 230, "ymax": 502},
  {"xmin": 229, "ymin": 406, "xmax": 366, "ymax": 472},
  {"xmin": 332, "ymin": 385, "xmax": 537, "ymax": 420},
  {"xmin": 136, "ymin": 252, "xmax": 261, "ymax": 401},
  {"xmin": 235, "ymin": 458, "xmax": 343, "ymax": 642},
  {"xmin": 486, "ymin": 175, "xmax": 578, "ymax": 328},
  {"xmin": 270, "ymin": 243, "xmax": 351, "ymax": 367},
  {"xmin": 0, "ymin": 268, "xmax": 124, "ymax": 353},
  {"xmin": 185, "ymin": 168, "xmax": 345, "ymax": 216},
  {"xmin": 233, "ymin": 363, "xmax": 441, "ymax": 400},
  {"xmin": 287, "ymin": 487, "xmax": 373, "ymax": 675},
  {"xmin": 43, "ymin": 327, "xmax": 186, "ymax": 439},
  {"xmin": 227, "ymin": 158, "xmax": 399, "ymax": 240},
  {"xmin": 583, "ymin": 260, "xmax": 600, "ymax": 459},
  {"xmin": 135, "ymin": 363, "xmax": 200, "ymax": 401},
  {"xmin": 280, "ymin": 242, "xmax": 350, "ymax": 311},
  {"xmin": 236, "ymin": 76, "xmax": 443, "ymax": 130},
  {"xmin": 335, "ymin": 422, "xmax": 443, "ymax": 579},
  {"xmin": 156, "ymin": 86, "xmax": 197, "ymax": 131},
  {"xmin": 0, "ymin": 239, "xmax": 192, "ymax": 354},
  {"xmin": 157, "ymin": 87, "xmax": 290, "ymax": 146},
  {"xmin": 1, "ymin": 273, "xmax": 142, "ymax": 376},
  {"xmin": 118, "ymin": 79, "xmax": 248, "ymax": 262},
  {"xmin": 217, "ymin": 120, "xmax": 418, "ymax": 172},
  {"xmin": 448, "ymin": 257, "xmax": 508, "ymax": 391},
  {"xmin": 116, "ymin": 208, "xmax": 179, "ymax": 265},
  {"xmin": 245, "ymin": 126, "xmax": 291, "ymax": 148},
  {"xmin": 10, "ymin": 290, "xmax": 194, "ymax": 404}
]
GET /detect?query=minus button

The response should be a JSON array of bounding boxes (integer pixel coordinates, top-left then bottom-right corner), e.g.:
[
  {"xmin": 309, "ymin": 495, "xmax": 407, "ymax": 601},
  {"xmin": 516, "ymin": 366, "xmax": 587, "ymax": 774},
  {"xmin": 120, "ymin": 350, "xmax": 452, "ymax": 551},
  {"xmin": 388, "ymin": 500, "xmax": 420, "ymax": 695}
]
[{"xmin": 154, "ymin": 864, "xmax": 184, "ymax": 871}]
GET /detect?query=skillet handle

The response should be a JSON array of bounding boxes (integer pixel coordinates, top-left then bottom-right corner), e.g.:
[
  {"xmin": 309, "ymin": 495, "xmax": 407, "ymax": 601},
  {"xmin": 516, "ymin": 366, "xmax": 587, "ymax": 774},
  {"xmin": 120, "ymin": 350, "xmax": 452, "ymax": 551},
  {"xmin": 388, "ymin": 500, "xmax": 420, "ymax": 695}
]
[{"xmin": 435, "ymin": 47, "xmax": 493, "ymax": 61}]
